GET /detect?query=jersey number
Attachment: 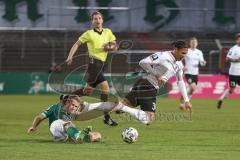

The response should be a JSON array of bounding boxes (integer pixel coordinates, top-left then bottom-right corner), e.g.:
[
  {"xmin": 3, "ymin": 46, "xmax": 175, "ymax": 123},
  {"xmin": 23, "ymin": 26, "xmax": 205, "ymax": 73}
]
[{"xmin": 151, "ymin": 54, "xmax": 158, "ymax": 61}]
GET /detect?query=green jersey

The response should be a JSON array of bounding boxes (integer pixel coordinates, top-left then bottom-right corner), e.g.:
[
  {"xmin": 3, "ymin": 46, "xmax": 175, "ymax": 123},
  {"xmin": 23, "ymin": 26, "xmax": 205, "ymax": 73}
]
[{"xmin": 41, "ymin": 104, "xmax": 75, "ymax": 126}]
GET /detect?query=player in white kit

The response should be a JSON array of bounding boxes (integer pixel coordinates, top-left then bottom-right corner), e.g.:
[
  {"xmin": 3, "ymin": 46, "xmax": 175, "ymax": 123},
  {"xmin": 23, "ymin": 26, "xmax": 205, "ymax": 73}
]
[
  {"xmin": 180, "ymin": 37, "xmax": 206, "ymax": 106},
  {"xmin": 217, "ymin": 33, "xmax": 240, "ymax": 109},
  {"xmin": 113, "ymin": 41, "xmax": 192, "ymax": 125}
]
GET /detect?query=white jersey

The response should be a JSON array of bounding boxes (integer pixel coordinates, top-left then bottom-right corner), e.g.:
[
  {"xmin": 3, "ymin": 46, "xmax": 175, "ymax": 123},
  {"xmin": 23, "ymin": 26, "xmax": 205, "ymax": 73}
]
[
  {"xmin": 184, "ymin": 48, "xmax": 205, "ymax": 75},
  {"xmin": 139, "ymin": 51, "xmax": 189, "ymax": 102},
  {"xmin": 227, "ymin": 45, "xmax": 240, "ymax": 76}
]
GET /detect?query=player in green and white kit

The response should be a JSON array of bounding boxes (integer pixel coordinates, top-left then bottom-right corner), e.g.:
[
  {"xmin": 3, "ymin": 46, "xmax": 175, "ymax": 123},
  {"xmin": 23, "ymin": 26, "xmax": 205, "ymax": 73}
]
[{"xmin": 28, "ymin": 95, "xmax": 102, "ymax": 143}]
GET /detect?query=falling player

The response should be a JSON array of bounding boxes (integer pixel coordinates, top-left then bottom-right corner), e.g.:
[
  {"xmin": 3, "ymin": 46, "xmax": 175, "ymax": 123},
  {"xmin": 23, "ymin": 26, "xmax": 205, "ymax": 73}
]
[
  {"xmin": 180, "ymin": 37, "xmax": 206, "ymax": 107},
  {"xmin": 217, "ymin": 33, "xmax": 240, "ymax": 109},
  {"xmin": 113, "ymin": 41, "xmax": 192, "ymax": 125},
  {"xmin": 27, "ymin": 95, "xmax": 103, "ymax": 143}
]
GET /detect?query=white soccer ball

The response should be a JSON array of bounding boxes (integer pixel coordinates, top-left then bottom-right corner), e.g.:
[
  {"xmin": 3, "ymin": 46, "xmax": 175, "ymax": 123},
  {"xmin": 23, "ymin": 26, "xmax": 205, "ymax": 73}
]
[{"xmin": 122, "ymin": 127, "xmax": 138, "ymax": 143}]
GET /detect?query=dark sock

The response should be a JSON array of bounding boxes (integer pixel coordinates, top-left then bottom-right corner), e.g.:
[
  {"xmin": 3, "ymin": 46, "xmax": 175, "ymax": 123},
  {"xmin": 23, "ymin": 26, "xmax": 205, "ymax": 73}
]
[
  {"xmin": 104, "ymin": 112, "xmax": 110, "ymax": 119},
  {"xmin": 101, "ymin": 93, "xmax": 110, "ymax": 119},
  {"xmin": 100, "ymin": 93, "xmax": 108, "ymax": 102},
  {"xmin": 72, "ymin": 88, "xmax": 85, "ymax": 96}
]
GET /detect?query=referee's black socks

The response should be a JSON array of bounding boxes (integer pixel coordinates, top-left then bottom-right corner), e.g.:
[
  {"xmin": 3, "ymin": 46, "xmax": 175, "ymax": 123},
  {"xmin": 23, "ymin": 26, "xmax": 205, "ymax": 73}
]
[{"xmin": 72, "ymin": 88, "xmax": 85, "ymax": 96}]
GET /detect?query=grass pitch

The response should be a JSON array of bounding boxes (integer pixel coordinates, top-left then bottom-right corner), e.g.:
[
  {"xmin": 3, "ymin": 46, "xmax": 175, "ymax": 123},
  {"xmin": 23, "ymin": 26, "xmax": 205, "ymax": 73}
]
[{"xmin": 0, "ymin": 95, "xmax": 240, "ymax": 160}]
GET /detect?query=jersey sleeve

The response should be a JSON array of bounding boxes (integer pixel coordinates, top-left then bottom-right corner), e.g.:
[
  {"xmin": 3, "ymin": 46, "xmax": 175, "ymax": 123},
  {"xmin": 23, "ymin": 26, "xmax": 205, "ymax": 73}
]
[
  {"xmin": 226, "ymin": 47, "xmax": 234, "ymax": 58},
  {"xmin": 107, "ymin": 29, "xmax": 116, "ymax": 42},
  {"xmin": 199, "ymin": 51, "xmax": 205, "ymax": 63},
  {"xmin": 160, "ymin": 69, "xmax": 175, "ymax": 83},
  {"xmin": 139, "ymin": 52, "xmax": 165, "ymax": 75},
  {"xmin": 79, "ymin": 31, "xmax": 90, "ymax": 44},
  {"xmin": 41, "ymin": 105, "xmax": 56, "ymax": 118},
  {"xmin": 176, "ymin": 68, "xmax": 184, "ymax": 82},
  {"xmin": 176, "ymin": 69, "xmax": 189, "ymax": 102}
]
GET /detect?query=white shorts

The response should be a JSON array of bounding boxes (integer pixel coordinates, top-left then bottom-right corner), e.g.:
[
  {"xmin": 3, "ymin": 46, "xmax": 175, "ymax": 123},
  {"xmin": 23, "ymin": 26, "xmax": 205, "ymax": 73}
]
[{"xmin": 49, "ymin": 119, "xmax": 69, "ymax": 141}]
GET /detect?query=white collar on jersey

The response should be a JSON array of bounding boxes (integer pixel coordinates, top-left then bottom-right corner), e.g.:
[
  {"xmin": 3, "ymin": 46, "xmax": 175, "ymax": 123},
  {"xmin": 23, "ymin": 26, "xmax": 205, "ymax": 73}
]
[{"xmin": 169, "ymin": 51, "xmax": 177, "ymax": 62}]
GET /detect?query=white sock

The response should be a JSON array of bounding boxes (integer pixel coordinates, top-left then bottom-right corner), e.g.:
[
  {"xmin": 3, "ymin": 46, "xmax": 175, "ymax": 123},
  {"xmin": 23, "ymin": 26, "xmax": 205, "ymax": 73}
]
[
  {"xmin": 120, "ymin": 105, "xmax": 149, "ymax": 125},
  {"xmin": 88, "ymin": 102, "xmax": 115, "ymax": 111},
  {"xmin": 219, "ymin": 89, "xmax": 230, "ymax": 101}
]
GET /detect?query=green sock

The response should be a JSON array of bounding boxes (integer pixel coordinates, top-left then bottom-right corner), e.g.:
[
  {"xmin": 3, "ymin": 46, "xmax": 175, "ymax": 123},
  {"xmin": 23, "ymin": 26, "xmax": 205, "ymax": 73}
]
[
  {"xmin": 79, "ymin": 126, "xmax": 93, "ymax": 143},
  {"xmin": 83, "ymin": 126, "xmax": 92, "ymax": 133},
  {"xmin": 67, "ymin": 126, "xmax": 80, "ymax": 142}
]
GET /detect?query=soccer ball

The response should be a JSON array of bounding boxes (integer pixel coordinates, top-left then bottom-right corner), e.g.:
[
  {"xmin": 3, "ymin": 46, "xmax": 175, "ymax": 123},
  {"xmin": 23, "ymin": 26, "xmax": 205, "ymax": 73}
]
[
  {"xmin": 103, "ymin": 42, "xmax": 117, "ymax": 52},
  {"xmin": 122, "ymin": 127, "xmax": 138, "ymax": 143}
]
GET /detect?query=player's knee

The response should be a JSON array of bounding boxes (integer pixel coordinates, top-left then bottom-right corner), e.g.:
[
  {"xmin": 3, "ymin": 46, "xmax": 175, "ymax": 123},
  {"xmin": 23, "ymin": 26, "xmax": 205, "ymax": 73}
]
[
  {"xmin": 89, "ymin": 132, "xmax": 101, "ymax": 142},
  {"xmin": 192, "ymin": 86, "xmax": 197, "ymax": 92},
  {"xmin": 99, "ymin": 81, "xmax": 109, "ymax": 92},
  {"xmin": 50, "ymin": 120, "xmax": 69, "ymax": 141},
  {"xmin": 190, "ymin": 84, "xmax": 197, "ymax": 92},
  {"xmin": 229, "ymin": 87, "xmax": 235, "ymax": 94}
]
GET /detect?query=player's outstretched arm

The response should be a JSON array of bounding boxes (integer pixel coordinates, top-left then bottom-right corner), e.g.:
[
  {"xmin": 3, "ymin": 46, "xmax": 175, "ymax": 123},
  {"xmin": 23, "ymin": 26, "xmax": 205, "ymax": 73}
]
[
  {"xmin": 199, "ymin": 52, "xmax": 207, "ymax": 66},
  {"xmin": 66, "ymin": 41, "xmax": 81, "ymax": 65},
  {"xmin": 27, "ymin": 114, "xmax": 46, "ymax": 134},
  {"xmin": 176, "ymin": 70, "xmax": 192, "ymax": 112}
]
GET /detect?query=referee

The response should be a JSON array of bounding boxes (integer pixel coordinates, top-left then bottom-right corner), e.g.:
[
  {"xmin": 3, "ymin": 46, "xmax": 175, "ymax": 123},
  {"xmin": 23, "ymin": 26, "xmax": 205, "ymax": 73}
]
[{"xmin": 66, "ymin": 11, "xmax": 118, "ymax": 126}]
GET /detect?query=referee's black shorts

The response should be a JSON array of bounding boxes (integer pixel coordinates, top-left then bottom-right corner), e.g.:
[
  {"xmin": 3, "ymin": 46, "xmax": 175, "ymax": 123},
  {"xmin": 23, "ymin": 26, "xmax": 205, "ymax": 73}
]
[
  {"xmin": 229, "ymin": 75, "xmax": 240, "ymax": 87},
  {"xmin": 124, "ymin": 78, "xmax": 157, "ymax": 113},
  {"xmin": 85, "ymin": 57, "xmax": 106, "ymax": 88}
]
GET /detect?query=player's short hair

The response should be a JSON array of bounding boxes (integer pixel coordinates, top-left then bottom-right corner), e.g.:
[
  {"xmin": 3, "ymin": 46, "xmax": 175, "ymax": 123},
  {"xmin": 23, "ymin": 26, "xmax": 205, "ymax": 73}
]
[
  {"xmin": 235, "ymin": 33, "xmax": 240, "ymax": 39},
  {"xmin": 61, "ymin": 95, "xmax": 82, "ymax": 106},
  {"xmin": 91, "ymin": 11, "xmax": 103, "ymax": 20},
  {"xmin": 190, "ymin": 37, "xmax": 198, "ymax": 41},
  {"xmin": 171, "ymin": 41, "xmax": 188, "ymax": 49},
  {"xmin": 67, "ymin": 95, "xmax": 81, "ymax": 103}
]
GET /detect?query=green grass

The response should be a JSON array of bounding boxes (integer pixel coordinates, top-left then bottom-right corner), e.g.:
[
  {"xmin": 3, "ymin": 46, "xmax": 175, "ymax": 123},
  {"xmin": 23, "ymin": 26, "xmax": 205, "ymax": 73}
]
[{"xmin": 0, "ymin": 95, "xmax": 240, "ymax": 160}]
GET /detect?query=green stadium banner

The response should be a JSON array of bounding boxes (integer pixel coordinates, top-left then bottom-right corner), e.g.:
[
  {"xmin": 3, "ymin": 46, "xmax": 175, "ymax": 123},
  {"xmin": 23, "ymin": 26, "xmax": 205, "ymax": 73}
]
[{"xmin": 0, "ymin": 72, "xmax": 167, "ymax": 97}]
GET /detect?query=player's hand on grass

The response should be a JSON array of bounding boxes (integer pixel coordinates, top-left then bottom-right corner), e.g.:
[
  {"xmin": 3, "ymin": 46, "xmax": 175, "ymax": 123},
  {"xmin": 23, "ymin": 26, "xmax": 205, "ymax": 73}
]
[
  {"xmin": 184, "ymin": 101, "xmax": 192, "ymax": 112},
  {"xmin": 179, "ymin": 101, "xmax": 192, "ymax": 112},
  {"xmin": 27, "ymin": 126, "xmax": 37, "ymax": 134}
]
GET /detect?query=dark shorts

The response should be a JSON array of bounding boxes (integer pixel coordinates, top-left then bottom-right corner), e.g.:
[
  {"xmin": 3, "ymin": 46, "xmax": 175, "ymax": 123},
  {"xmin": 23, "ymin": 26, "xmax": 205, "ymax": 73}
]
[
  {"xmin": 85, "ymin": 58, "xmax": 106, "ymax": 88},
  {"xmin": 229, "ymin": 75, "xmax": 240, "ymax": 87},
  {"xmin": 185, "ymin": 74, "xmax": 198, "ymax": 85},
  {"xmin": 124, "ymin": 79, "xmax": 157, "ymax": 113}
]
